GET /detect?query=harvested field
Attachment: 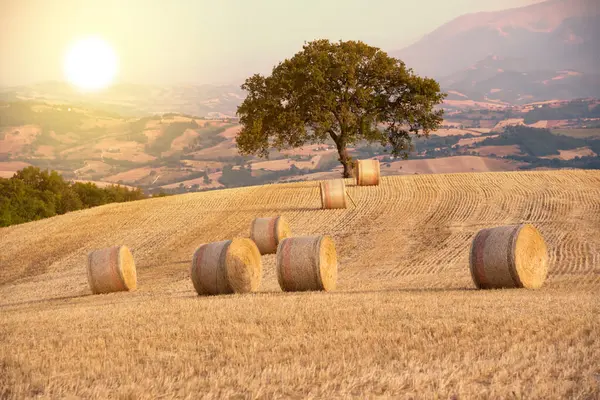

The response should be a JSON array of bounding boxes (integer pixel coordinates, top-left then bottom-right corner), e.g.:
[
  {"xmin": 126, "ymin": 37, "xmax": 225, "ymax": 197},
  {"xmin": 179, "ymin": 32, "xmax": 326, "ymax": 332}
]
[
  {"xmin": 443, "ymin": 99, "xmax": 509, "ymax": 109},
  {"xmin": 457, "ymin": 135, "xmax": 497, "ymax": 147},
  {"xmin": 528, "ymin": 120, "xmax": 549, "ymax": 129},
  {"xmin": 252, "ymin": 156, "xmax": 321, "ymax": 171},
  {"xmin": 492, "ymin": 118, "xmax": 525, "ymax": 132},
  {"xmin": 479, "ymin": 120, "xmax": 497, "ymax": 129},
  {"xmin": 73, "ymin": 160, "xmax": 113, "ymax": 176},
  {"xmin": 431, "ymin": 129, "xmax": 482, "ymax": 137},
  {"xmin": 220, "ymin": 125, "xmax": 241, "ymax": 139},
  {"xmin": 381, "ymin": 156, "xmax": 522, "ymax": 174},
  {"xmin": 103, "ymin": 167, "xmax": 156, "ymax": 184},
  {"xmin": 70, "ymin": 179, "xmax": 136, "ymax": 189},
  {"xmin": 547, "ymin": 120, "xmax": 570, "ymax": 128},
  {"xmin": 541, "ymin": 147, "xmax": 597, "ymax": 160},
  {"xmin": 170, "ymin": 128, "xmax": 200, "ymax": 152},
  {"xmin": 189, "ymin": 139, "xmax": 238, "ymax": 159},
  {"xmin": 476, "ymin": 145, "xmax": 522, "ymax": 157},
  {"xmin": 281, "ymin": 144, "xmax": 336, "ymax": 156},
  {"xmin": 162, "ymin": 171, "xmax": 224, "ymax": 190},
  {"xmin": 0, "ymin": 125, "xmax": 40, "ymax": 153},
  {"xmin": 1, "ymin": 171, "xmax": 599, "ymax": 399}
]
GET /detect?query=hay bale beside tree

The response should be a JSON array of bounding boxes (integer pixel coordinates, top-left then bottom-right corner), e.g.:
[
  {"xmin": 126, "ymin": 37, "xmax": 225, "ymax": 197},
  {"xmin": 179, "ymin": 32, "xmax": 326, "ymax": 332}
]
[
  {"xmin": 250, "ymin": 216, "xmax": 292, "ymax": 255},
  {"xmin": 469, "ymin": 224, "xmax": 549, "ymax": 289},
  {"xmin": 191, "ymin": 238, "xmax": 262, "ymax": 295},
  {"xmin": 87, "ymin": 245, "xmax": 137, "ymax": 294},
  {"xmin": 355, "ymin": 159, "xmax": 381, "ymax": 186},
  {"xmin": 276, "ymin": 235, "xmax": 337, "ymax": 292},
  {"xmin": 235, "ymin": 39, "xmax": 446, "ymax": 178}
]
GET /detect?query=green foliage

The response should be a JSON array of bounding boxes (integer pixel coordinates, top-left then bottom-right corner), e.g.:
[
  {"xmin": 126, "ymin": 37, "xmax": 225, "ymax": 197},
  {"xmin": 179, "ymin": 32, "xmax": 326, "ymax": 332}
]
[
  {"xmin": 0, "ymin": 166, "xmax": 147, "ymax": 227},
  {"xmin": 188, "ymin": 124, "xmax": 229, "ymax": 150},
  {"xmin": 479, "ymin": 126, "xmax": 586, "ymax": 156},
  {"xmin": 523, "ymin": 101, "xmax": 600, "ymax": 124},
  {"xmin": 32, "ymin": 130, "xmax": 61, "ymax": 148},
  {"xmin": 236, "ymin": 39, "xmax": 446, "ymax": 177}
]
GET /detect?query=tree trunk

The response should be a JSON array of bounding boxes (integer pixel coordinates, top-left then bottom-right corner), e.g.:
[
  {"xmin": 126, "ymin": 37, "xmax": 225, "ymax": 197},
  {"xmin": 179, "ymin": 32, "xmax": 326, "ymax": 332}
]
[{"xmin": 337, "ymin": 146, "xmax": 353, "ymax": 179}]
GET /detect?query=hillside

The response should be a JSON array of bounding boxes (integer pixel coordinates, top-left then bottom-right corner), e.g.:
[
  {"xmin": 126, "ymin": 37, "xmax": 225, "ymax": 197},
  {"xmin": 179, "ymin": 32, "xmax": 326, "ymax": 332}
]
[
  {"xmin": 392, "ymin": 0, "xmax": 600, "ymax": 103},
  {"xmin": 0, "ymin": 81, "xmax": 245, "ymax": 118},
  {"xmin": 1, "ymin": 171, "xmax": 599, "ymax": 398},
  {"xmin": 2, "ymin": 99, "xmax": 600, "ymax": 196}
]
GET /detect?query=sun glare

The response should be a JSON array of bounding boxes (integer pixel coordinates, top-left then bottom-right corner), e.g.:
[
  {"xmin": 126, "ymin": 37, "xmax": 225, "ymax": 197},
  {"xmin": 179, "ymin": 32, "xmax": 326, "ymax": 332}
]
[{"xmin": 64, "ymin": 36, "xmax": 118, "ymax": 91}]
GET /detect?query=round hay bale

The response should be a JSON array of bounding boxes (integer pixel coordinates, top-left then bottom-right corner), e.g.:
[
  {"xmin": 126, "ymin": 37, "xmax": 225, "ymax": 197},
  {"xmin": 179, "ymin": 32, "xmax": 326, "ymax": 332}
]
[
  {"xmin": 355, "ymin": 159, "xmax": 380, "ymax": 186},
  {"xmin": 87, "ymin": 245, "xmax": 137, "ymax": 294},
  {"xmin": 191, "ymin": 238, "xmax": 262, "ymax": 295},
  {"xmin": 276, "ymin": 235, "xmax": 337, "ymax": 292},
  {"xmin": 250, "ymin": 216, "xmax": 292, "ymax": 255},
  {"xmin": 320, "ymin": 180, "xmax": 347, "ymax": 209},
  {"xmin": 469, "ymin": 224, "xmax": 549, "ymax": 289}
]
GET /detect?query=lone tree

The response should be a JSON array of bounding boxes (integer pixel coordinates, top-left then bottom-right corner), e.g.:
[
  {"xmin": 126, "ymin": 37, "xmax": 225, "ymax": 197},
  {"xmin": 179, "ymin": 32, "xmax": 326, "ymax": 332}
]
[{"xmin": 236, "ymin": 39, "xmax": 446, "ymax": 178}]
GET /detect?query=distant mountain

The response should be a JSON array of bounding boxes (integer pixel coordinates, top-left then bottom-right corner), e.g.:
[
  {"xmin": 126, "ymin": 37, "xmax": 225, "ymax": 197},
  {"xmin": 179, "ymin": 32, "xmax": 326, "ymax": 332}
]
[
  {"xmin": 0, "ymin": 81, "xmax": 245, "ymax": 118},
  {"xmin": 440, "ymin": 55, "xmax": 600, "ymax": 104},
  {"xmin": 392, "ymin": 0, "xmax": 600, "ymax": 79},
  {"xmin": 390, "ymin": 0, "xmax": 600, "ymax": 103}
]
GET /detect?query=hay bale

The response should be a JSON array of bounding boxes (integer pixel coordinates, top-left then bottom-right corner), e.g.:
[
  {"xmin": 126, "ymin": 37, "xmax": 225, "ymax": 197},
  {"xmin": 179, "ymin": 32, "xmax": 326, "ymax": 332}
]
[
  {"xmin": 191, "ymin": 238, "xmax": 262, "ymax": 295},
  {"xmin": 276, "ymin": 235, "xmax": 337, "ymax": 292},
  {"xmin": 469, "ymin": 224, "xmax": 549, "ymax": 289},
  {"xmin": 87, "ymin": 245, "xmax": 137, "ymax": 294},
  {"xmin": 250, "ymin": 216, "xmax": 292, "ymax": 255},
  {"xmin": 320, "ymin": 180, "xmax": 347, "ymax": 209},
  {"xmin": 355, "ymin": 159, "xmax": 380, "ymax": 186}
]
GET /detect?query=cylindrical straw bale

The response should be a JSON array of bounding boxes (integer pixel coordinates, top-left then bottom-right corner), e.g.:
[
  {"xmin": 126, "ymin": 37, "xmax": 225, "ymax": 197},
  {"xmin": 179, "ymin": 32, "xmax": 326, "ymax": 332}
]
[
  {"xmin": 355, "ymin": 159, "xmax": 380, "ymax": 186},
  {"xmin": 276, "ymin": 235, "xmax": 337, "ymax": 292},
  {"xmin": 320, "ymin": 180, "xmax": 347, "ymax": 209},
  {"xmin": 87, "ymin": 245, "xmax": 137, "ymax": 294},
  {"xmin": 191, "ymin": 238, "xmax": 262, "ymax": 295},
  {"xmin": 469, "ymin": 224, "xmax": 549, "ymax": 289},
  {"xmin": 250, "ymin": 216, "xmax": 292, "ymax": 255}
]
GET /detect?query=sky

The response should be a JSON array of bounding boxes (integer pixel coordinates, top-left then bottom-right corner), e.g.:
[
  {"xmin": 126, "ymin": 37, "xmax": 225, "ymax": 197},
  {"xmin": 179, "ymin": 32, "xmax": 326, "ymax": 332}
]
[{"xmin": 0, "ymin": 0, "xmax": 545, "ymax": 87}]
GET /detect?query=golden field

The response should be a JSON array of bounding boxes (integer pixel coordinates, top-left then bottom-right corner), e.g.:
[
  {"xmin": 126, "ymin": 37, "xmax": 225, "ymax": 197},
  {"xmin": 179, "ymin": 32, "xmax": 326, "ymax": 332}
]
[{"xmin": 1, "ymin": 170, "xmax": 599, "ymax": 399}]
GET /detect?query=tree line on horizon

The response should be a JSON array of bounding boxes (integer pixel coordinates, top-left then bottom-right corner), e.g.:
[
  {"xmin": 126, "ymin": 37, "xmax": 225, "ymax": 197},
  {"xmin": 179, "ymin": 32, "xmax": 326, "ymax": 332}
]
[{"xmin": 0, "ymin": 167, "xmax": 157, "ymax": 227}]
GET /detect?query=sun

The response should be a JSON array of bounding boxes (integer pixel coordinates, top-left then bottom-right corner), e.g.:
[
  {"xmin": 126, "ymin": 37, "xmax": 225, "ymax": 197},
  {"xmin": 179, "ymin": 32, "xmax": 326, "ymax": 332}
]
[{"xmin": 64, "ymin": 36, "xmax": 118, "ymax": 91}]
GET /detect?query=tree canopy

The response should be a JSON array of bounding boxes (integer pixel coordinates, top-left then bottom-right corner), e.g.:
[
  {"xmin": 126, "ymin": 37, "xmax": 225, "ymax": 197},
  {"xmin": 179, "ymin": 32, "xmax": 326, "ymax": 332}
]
[
  {"xmin": 0, "ymin": 166, "xmax": 149, "ymax": 227},
  {"xmin": 236, "ymin": 39, "xmax": 446, "ymax": 177}
]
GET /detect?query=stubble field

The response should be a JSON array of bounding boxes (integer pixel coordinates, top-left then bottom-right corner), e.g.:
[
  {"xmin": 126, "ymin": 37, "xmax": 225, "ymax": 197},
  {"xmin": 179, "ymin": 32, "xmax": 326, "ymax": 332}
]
[{"xmin": 1, "ymin": 170, "xmax": 599, "ymax": 399}]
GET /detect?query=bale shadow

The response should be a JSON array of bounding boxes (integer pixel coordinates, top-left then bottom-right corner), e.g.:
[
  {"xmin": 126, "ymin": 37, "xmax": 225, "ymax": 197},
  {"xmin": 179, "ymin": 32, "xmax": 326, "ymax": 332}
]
[
  {"xmin": 0, "ymin": 293, "xmax": 91, "ymax": 310},
  {"xmin": 179, "ymin": 286, "xmax": 476, "ymax": 300}
]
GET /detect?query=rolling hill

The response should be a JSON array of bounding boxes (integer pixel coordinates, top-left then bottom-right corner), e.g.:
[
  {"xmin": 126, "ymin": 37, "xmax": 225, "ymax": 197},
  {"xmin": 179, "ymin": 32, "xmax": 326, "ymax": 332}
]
[
  {"xmin": 0, "ymin": 81, "xmax": 245, "ymax": 118},
  {"xmin": 392, "ymin": 0, "xmax": 600, "ymax": 103},
  {"xmin": 1, "ymin": 170, "xmax": 599, "ymax": 398}
]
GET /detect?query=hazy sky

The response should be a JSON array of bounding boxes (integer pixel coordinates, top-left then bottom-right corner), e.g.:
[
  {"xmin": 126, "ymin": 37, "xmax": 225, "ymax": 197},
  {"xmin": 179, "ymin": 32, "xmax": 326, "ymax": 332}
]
[{"xmin": 0, "ymin": 0, "xmax": 544, "ymax": 87}]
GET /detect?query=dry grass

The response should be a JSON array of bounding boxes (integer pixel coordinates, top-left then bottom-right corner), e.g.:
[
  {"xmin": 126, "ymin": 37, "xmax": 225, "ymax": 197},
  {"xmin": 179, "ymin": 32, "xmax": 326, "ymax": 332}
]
[
  {"xmin": 381, "ymin": 156, "xmax": 523, "ymax": 174},
  {"xmin": 252, "ymin": 156, "xmax": 321, "ymax": 171},
  {"xmin": 0, "ymin": 125, "xmax": 40, "ymax": 153},
  {"xmin": 430, "ymin": 129, "xmax": 482, "ymax": 137},
  {"xmin": 457, "ymin": 135, "xmax": 497, "ymax": 147},
  {"xmin": 476, "ymin": 145, "xmax": 522, "ymax": 157},
  {"xmin": 541, "ymin": 147, "xmax": 597, "ymax": 160},
  {"xmin": 1, "ymin": 170, "xmax": 600, "ymax": 399}
]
